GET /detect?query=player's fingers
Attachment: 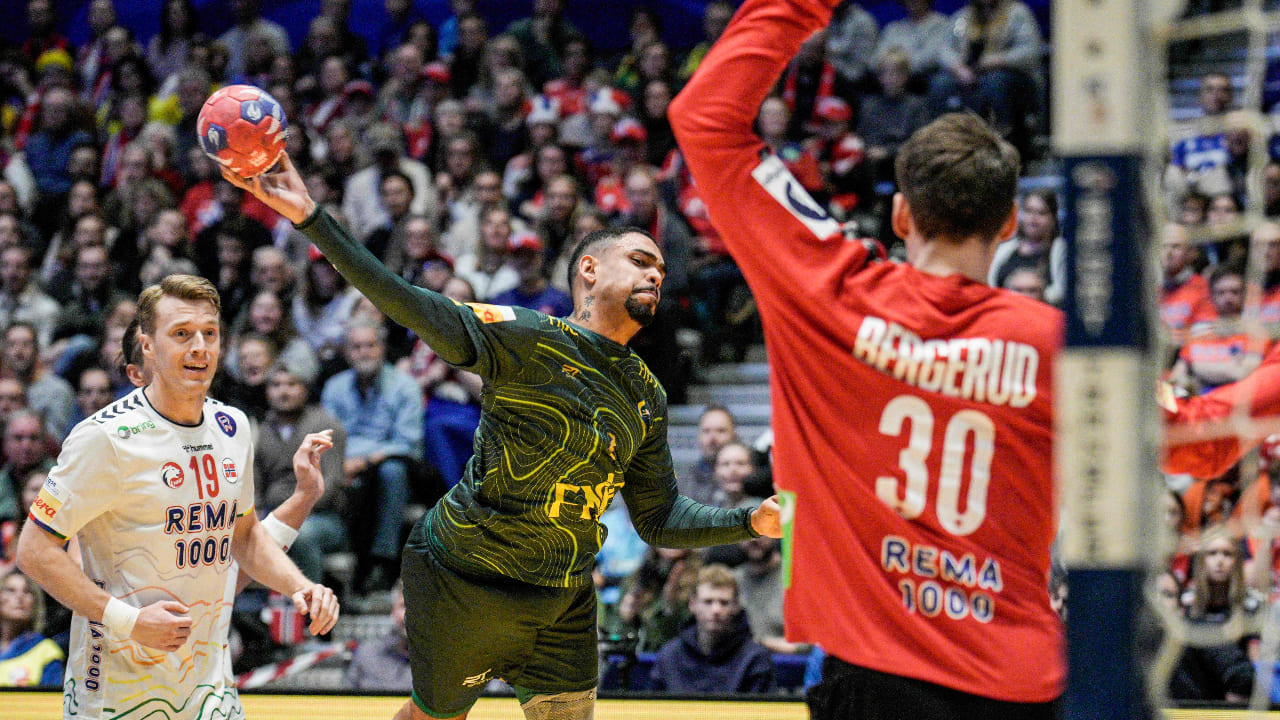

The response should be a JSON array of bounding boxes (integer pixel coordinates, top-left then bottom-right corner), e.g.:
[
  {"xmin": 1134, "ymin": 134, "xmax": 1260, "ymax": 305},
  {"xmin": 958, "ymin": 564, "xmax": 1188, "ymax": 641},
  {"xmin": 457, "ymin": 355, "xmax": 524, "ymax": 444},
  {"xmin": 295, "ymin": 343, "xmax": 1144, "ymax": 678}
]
[
  {"xmin": 162, "ymin": 600, "xmax": 190, "ymax": 615},
  {"xmin": 292, "ymin": 590, "xmax": 309, "ymax": 615},
  {"xmin": 309, "ymin": 586, "xmax": 326, "ymax": 619}
]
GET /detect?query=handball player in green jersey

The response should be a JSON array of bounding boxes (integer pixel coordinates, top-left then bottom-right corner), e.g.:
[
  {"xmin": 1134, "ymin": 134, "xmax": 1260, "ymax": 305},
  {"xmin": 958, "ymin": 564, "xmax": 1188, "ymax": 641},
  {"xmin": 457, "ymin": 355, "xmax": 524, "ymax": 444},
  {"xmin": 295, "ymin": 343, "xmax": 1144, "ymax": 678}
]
[{"xmin": 222, "ymin": 153, "xmax": 782, "ymax": 720}]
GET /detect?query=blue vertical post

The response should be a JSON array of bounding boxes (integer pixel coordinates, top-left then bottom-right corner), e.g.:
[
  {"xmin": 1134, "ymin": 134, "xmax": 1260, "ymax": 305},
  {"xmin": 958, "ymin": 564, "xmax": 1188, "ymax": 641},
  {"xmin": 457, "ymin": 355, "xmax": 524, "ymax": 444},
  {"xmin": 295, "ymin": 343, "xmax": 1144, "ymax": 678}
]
[{"xmin": 1053, "ymin": 1, "xmax": 1156, "ymax": 718}]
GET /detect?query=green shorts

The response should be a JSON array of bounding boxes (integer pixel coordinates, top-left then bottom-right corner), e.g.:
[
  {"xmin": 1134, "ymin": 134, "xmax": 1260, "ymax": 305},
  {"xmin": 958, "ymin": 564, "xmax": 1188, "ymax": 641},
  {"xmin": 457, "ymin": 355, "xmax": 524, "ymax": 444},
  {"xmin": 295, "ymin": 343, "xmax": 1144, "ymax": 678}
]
[{"xmin": 401, "ymin": 542, "xmax": 598, "ymax": 718}]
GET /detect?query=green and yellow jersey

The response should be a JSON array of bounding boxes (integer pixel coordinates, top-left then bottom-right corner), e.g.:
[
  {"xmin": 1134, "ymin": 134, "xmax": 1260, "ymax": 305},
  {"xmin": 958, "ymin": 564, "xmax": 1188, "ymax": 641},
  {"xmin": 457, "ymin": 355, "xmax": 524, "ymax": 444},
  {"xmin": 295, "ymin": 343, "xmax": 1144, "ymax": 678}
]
[{"xmin": 297, "ymin": 209, "xmax": 758, "ymax": 588}]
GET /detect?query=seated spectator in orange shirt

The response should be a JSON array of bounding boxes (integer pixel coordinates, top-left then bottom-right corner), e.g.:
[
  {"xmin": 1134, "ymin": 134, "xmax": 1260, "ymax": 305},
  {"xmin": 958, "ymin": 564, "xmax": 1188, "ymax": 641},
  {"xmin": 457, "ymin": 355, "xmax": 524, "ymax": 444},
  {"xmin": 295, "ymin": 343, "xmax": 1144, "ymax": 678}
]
[
  {"xmin": 1169, "ymin": 263, "xmax": 1265, "ymax": 395},
  {"xmin": 1161, "ymin": 223, "xmax": 1216, "ymax": 342}
]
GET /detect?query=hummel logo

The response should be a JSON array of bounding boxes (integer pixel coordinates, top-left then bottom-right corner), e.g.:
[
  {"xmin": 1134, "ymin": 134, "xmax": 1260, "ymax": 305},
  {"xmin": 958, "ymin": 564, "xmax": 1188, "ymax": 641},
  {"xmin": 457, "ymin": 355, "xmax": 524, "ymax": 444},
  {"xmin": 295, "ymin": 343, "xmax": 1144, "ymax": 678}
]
[
  {"xmin": 562, "ymin": 364, "xmax": 580, "ymax": 377},
  {"xmin": 461, "ymin": 668, "xmax": 492, "ymax": 688}
]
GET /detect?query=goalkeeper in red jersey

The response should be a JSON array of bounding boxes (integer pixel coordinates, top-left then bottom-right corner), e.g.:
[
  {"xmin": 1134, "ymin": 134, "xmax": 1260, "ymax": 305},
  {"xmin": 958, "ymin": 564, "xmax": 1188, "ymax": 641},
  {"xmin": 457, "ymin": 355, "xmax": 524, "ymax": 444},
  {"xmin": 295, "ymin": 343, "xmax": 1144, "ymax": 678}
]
[{"xmin": 671, "ymin": 0, "xmax": 1063, "ymax": 717}]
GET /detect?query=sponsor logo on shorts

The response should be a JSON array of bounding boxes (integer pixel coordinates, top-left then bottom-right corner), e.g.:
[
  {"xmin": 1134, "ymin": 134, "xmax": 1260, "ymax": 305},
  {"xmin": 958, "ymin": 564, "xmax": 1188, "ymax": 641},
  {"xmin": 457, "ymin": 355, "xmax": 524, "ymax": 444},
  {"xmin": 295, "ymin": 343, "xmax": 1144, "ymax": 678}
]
[
  {"xmin": 462, "ymin": 668, "xmax": 492, "ymax": 688},
  {"xmin": 161, "ymin": 462, "xmax": 185, "ymax": 489},
  {"xmin": 215, "ymin": 411, "xmax": 237, "ymax": 436}
]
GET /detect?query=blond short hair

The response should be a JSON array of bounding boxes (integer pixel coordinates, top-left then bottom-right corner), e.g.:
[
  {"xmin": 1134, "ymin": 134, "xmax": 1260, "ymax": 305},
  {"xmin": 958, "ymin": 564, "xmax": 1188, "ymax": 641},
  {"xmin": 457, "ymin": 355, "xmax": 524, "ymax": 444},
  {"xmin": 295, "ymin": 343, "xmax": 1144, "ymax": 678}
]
[{"xmin": 136, "ymin": 274, "xmax": 221, "ymax": 335}]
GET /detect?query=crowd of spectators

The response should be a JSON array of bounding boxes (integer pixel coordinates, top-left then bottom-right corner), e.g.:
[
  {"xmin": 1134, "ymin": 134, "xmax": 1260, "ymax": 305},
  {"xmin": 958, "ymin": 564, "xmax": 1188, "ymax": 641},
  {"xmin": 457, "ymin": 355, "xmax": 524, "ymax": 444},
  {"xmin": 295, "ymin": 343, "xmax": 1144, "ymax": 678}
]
[{"xmin": 0, "ymin": 0, "xmax": 1055, "ymax": 694}]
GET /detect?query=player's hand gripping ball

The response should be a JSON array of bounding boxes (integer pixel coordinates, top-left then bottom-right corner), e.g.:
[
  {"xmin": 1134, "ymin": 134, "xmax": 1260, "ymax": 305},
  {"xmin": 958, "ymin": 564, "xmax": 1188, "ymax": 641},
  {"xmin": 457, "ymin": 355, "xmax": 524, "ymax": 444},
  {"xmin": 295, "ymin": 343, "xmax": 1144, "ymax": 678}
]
[{"xmin": 197, "ymin": 84, "xmax": 287, "ymax": 178}]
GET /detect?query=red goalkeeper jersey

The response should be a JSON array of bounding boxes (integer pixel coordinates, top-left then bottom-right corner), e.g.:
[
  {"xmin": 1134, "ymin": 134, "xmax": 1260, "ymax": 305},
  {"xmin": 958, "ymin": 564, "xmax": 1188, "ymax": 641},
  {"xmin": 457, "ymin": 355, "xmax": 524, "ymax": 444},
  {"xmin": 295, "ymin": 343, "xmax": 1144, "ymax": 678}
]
[{"xmin": 671, "ymin": 0, "xmax": 1064, "ymax": 702}]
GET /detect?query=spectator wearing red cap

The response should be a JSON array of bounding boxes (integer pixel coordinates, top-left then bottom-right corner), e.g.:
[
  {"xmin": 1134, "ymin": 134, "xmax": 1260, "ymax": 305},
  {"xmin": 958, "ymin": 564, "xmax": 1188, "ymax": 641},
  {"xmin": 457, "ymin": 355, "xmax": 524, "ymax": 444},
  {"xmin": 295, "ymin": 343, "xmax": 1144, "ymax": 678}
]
[
  {"xmin": 805, "ymin": 96, "xmax": 869, "ymax": 216},
  {"xmin": 592, "ymin": 118, "xmax": 649, "ymax": 218},
  {"xmin": 454, "ymin": 205, "xmax": 520, "ymax": 301},
  {"xmin": 491, "ymin": 230, "xmax": 572, "ymax": 318}
]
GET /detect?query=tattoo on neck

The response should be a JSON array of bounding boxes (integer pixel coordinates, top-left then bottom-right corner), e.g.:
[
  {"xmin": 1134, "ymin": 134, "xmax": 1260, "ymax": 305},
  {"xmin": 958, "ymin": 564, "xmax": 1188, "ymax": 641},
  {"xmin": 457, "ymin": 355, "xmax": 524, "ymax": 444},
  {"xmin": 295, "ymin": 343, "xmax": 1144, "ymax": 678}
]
[
  {"xmin": 583, "ymin": 295, "xmax": 594, "ymax": 307},
  {"xmin": 577, "ymin": 310, "xmax": 592, "ymax": 322}
]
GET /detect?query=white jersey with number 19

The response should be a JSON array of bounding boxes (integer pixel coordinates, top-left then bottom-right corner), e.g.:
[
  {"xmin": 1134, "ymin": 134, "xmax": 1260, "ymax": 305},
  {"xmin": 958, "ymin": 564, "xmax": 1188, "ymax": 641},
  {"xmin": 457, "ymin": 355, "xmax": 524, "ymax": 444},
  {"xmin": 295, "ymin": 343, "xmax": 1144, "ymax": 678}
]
[{"xmin": 28, "ymin": 387, "xmax": 254, "ymax": 720}]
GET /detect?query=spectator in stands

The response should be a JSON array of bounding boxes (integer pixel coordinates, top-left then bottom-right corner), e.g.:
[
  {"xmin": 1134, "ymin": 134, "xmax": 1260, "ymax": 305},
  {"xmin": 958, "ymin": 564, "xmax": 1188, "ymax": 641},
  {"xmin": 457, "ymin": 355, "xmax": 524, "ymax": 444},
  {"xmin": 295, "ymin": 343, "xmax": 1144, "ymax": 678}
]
[
  {"xmin": 455, "ymin": 205, "xmax": 520, "ymax": 301},
  {"xmin": 146, "ymin": 0, "xmax": 198, "ymax": 83},
  {"xmin": 825, "ymin": 0, "xmax": 880, "ymax": 91},
  {"xmin": 218, "ymin": 332, "xmax": 277, "ymax": 421},
  {"xmin": 931, "ymin": 0, "xmax": 1044, "ymax": 153},
  {"xmin": 486, "ymin": 68, "xmax": 533, "ymax": 172},
  {"xmin": 64, "ymin": 366, "xmax": 114, "ymax": 437},
  {"xmin": 449, "ymin": 12, "xmax": 488, "ymax": 98},
  {"xmin": 396, "ymin": 275, "xmax": 481, "ymax": 489},
  {"xmin": 781, "ymin": 29, "xmax": 851, "ymax": 140},
  {"xmin": 1161, "ymin": 223, "xmax": 1216, "ymax": 340},
  {"xmin": 1, "ymin": 324, "xmax": 72, "ymax": 442},
  {"xmin": 534, "ymin": 174, "xmax": 580, "ymax": 265},
  {"xmin": 249, "ymin": 246, "xmax": 295, "ymax": 299},
  {"xmin": 987, "ymin": 188, "xmax": 1066, "ymax": 306},
  {"xmin": 362, "ymin": 171, "xmax": 416, "ymax": 263},
  {"xmin": 735, "ymin": 535, "xmax": 807, "ymax": 654},
  {"xmin": 622, "ymin": 547, "xmax": 703, "ymax": 653},
  {"xmin": 1169, "ymin": 263, "xmax": 1263, "ymax": 394},
  {"xmin": 682, "ymin": 405, "xmax": 737, "ymax": 506},
  {"xmin": 651, "ymin": 564, "xmax": 776, "ymax": 693},
  {"xmin": 318, "ymin": 0, "xmax": 369, "ymax": 67},
  {"xmin": 0, "ymin": 469, "xmax": 44, "ymax": 576},
  {"xmin": 294, "ymin": 244, "xmax": 361, "ymax": 365},
  {"xmin": 505, "ymin": 0, "xmax": 584, "ymax": 88},
  {"xmin": 858, "ymin": 49, "xmax": 930, "ymax": 184},
  {"xmin": 1168, "ymin": 73, "xmax": 1236, "ymax": 202},
  {"xmin": 711, "ymin": 441, "xmax": 762, "ymax": 511},
  {"xmin": 613, "ymin": 7, "xmax": 662, "ymax": 94},
  {"xmin": 0, "ymin": 411, "xmax": 53, "ymax": 525},
  {"xmin": 344, "ymin": 580, "xmax": 412, "ymax": 691},
  {"xmin": 20, "ymin": 0, "xmax": 70, "ymax": 65},
  {"xmin": 679, "ymin": 1, "xmax": 735, "ymax": 82},
  {"xmin": 257, "ymin": 359, "xmax": 348, "ymax": 583},
  {"xmin": 491, "ymin": 231, "xmax": 572, "ymax": 317},
  {"xmin": 806, "ymin": 97, "xmax": 870, "ymax": 215},
  {"xmin": 321, "ymin": 319, "xmax": 422, "ymax": 594},
  {"xmin": 1170, "ymin": 530, "xmax": 1257, "ymax": 702},
  {"xmin": 218, "ymin": 0, "xmax": 290, "ymax": 82},
  {"xmin": 0, "ymin": 567, "xmax": 64, "ymax": 688},
  {"xmin": 25, "ymin": 87, "xmax": 92, "ymax": 206},
  {"xmin": 875, "ymin": 0, "xmax": 952, "ymax": 88},
  {"xmin": 1265, "ymin": 161, "xmax": 1280, "ymax": 218},
  {"xmin": 1002, "ymin": 267, "xmax": 1047, "ymax": 302},
  {"xmin": 0, "ymin": 247, "xmax": 59, "ymax": 351},
  {"xmin": 227, "ymin": 290, "xmax": 319, "ymax": 384},
  {"xmin": 1206, "ymin": 192, "xmax": 1242, "ymax": 228},
  {"xmin": 53, "ymin": 244, "xmax": 131, "ymax": 344},
  {"xmin": 437, "ymin": 136, "xmax": 492, "ymax": 260},
  {"xmin": 344, "ymin": 123, "xmax": 438, "ymax": 246}
]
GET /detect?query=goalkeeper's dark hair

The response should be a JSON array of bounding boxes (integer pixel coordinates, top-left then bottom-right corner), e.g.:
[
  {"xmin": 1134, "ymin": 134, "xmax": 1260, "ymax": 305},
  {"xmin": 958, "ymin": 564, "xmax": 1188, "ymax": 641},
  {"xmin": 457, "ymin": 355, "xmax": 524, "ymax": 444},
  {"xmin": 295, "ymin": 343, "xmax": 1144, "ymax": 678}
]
[
  {"xmin": 565, "ymin": 226, "xmax": 658, "ymax": 295},
  {"xmin": 895, "ymin": 112, "xmax": 1020, "ymax": 244},
  {"xmin": 121, "ymin": 317, "xmax": 143, "ymax": 375}
]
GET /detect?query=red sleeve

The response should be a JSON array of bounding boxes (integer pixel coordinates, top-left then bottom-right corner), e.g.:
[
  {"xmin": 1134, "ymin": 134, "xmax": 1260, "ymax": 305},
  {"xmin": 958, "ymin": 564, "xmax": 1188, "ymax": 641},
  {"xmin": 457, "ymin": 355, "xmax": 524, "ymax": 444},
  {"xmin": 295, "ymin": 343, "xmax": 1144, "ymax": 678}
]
[
  {"xmin": 669, "ymin": 0, "xmax": 864, "ymax": 302},
  {"xmin": 1164, "ymin": 344, "xmax": 1280, "ymax": 478}
]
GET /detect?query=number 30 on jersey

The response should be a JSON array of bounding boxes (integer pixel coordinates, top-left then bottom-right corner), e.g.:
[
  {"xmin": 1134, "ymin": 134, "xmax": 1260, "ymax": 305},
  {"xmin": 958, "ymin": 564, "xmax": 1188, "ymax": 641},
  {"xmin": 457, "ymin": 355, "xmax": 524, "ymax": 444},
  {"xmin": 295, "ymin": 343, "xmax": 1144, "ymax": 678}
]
[{"xmin": 875, "ymin": 395, "xmax": 993, "ymax": 536}]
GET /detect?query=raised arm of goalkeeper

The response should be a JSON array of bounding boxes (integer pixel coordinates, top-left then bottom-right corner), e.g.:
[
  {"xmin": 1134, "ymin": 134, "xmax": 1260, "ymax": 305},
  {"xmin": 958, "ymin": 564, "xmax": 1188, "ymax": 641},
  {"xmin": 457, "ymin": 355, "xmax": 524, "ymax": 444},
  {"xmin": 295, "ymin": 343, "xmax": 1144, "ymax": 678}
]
[
  {"xmin": 1164, "ymin": 343, "xmax": 1280, "ymax": 478},
  {"xmin": 220, "ymin": 154, "xmax": 480, "ymax": 369}
]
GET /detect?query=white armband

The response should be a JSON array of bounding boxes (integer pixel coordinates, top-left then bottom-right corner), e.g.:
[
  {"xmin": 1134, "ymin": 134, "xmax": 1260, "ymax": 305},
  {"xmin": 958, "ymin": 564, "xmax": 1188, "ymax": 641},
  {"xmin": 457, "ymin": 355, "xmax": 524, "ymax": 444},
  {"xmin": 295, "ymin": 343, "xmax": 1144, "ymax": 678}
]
[
  {"xmin": 261, "ymin": 513, "xmax": 300, "ymax": 551},
  {"xmin": 102, "ymin": 597, "xmax": 140, "ymax": 640}
]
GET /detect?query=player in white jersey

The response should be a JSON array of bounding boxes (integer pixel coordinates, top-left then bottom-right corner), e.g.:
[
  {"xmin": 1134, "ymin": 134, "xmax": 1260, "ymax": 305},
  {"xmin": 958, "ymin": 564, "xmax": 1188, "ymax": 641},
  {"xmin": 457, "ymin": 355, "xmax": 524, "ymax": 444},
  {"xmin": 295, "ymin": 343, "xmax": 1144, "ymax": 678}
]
[{"xmin": 16, "ymin": 275, "xmax": 339, "ymax": 720}]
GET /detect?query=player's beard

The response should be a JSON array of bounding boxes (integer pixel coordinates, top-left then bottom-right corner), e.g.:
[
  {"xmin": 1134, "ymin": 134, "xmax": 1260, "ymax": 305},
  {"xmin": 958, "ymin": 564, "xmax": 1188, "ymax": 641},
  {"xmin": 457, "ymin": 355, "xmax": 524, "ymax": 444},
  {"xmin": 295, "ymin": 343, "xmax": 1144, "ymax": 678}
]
[{"xmin": 625, "ymin": 295, "xmax": 656, "ymax": 327}]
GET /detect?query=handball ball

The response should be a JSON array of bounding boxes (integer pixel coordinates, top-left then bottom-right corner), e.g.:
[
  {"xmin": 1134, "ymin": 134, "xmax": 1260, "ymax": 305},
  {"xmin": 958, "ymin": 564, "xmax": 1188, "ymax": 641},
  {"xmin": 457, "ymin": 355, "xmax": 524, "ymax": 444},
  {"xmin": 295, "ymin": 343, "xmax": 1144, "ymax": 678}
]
[{"xmin": 197, "ymin": 85, "xmax": 287, "ymax": 178}]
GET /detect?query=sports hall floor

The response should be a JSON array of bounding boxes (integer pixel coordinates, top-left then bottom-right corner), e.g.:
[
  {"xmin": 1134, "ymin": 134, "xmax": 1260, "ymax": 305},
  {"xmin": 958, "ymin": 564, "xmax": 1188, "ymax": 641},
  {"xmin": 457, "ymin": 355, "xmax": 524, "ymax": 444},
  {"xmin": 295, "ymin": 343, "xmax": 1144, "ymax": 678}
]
[{"xmin": 4, "ymin": 693, "xmax": 1277, "ymax": 719}]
